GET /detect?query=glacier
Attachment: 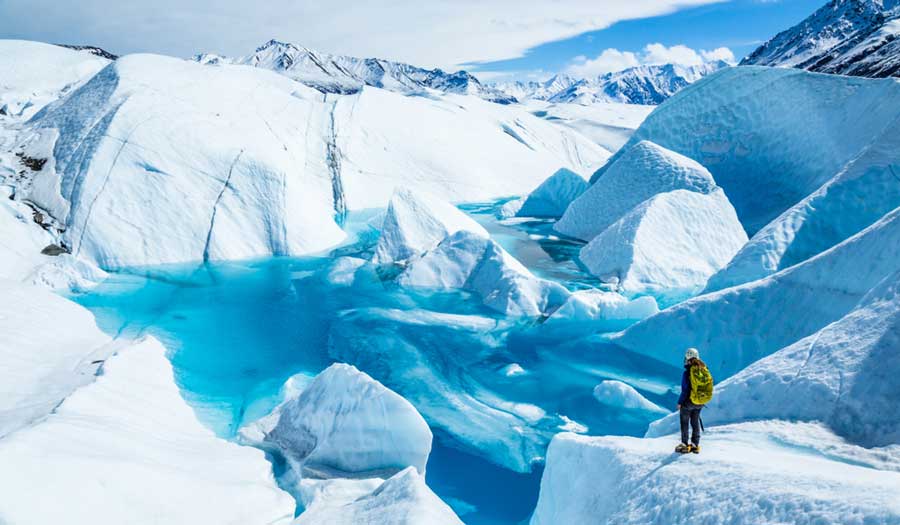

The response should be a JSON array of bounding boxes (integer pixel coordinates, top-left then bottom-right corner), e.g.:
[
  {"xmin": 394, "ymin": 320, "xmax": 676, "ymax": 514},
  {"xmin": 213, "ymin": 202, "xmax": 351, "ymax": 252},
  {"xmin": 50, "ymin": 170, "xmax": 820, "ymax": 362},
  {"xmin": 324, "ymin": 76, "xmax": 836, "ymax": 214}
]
[{"xmin": 516, "ymin": 168, "xmax": 588, "ymax": 219}]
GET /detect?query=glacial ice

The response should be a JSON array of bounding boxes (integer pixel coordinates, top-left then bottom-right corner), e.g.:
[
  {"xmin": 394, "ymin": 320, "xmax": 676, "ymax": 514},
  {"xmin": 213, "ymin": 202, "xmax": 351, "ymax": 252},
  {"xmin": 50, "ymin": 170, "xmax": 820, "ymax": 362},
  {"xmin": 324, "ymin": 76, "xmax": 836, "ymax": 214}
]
[
  {"xmin": 373, "ymin": 188, "xmax": 488, "ymax": 264},
  {"xmin": 705, "ymin": 114, "xmax": 900, "ymax": 291},
  {"xmin": 0, "ymin": 40, "xmax": 108, "ymax": 118},
  {"xmin": 516, "ymin": 168, "xmax": 588, "ymax": 218},
  {"xmin": 592, "ymin": 380, "xmax": 666, "ymax": 414},
  {"xmin": 26, "ymin": 253, "xmax": 108, "ymax": 292},
  {"xmin": 555, "ymin": 140, "xmax": 718, "ymax": 242},
  {"xmin": 293, "ymin": 467, "xmax": 463, "ymax": 525},
  {"xmin": 611, "ymin": 205, "xmax": 900, "ymax": 377},
  {"xmin": 0, "ymin": 190, "xmax": 53, "ymax": 280},
  {"xmin": 578, "ymin": 189, "xmax": 747, "ymax": 302},
  {"xmin": 399, "ymin": 230, "xmax": 570, "ymax": 317},
  {"xmin": 531, "ymin": 422, "xmax": 900, "ymax": 525},
  {"xmin": 542, "ymin": 289, "xmax": 658, "ymax": 333},
  {"xmin": 264, "ymin": 363, "xmax": 433, "ymax": 477},
  {"xmin": 600, "ymin": 67, "xmax": 900, "ymax": 234},
  {"xmin": 649, "ymin": 270, "xmax": 900, "ymax": 447},
  {"xmin": 0, "ymin": 336, "xmax": 294, "ymax": 525}
]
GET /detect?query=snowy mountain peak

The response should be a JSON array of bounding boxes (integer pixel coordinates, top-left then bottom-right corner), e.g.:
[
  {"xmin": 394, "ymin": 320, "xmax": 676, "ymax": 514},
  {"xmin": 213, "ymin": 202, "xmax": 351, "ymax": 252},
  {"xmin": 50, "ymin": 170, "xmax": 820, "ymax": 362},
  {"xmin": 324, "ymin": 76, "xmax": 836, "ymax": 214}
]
[
  {"xmin": 503, "ymin": 60, "xmax": 729, "ymax": 106},
  {"xmin": 741, "ymin": 0, "xmax": 900, "ymax": 77},
  {"xmin": 195, "ymin": 40, "xmax": 517, "ymax": 103}
]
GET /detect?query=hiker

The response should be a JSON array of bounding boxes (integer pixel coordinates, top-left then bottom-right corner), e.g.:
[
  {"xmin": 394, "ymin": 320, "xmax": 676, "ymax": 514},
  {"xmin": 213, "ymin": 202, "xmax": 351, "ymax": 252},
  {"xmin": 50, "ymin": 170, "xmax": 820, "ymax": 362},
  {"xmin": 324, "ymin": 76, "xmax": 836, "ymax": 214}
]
[{"xmin": 675, "ymin": 347, "xmax": 713, "ymax": 454}]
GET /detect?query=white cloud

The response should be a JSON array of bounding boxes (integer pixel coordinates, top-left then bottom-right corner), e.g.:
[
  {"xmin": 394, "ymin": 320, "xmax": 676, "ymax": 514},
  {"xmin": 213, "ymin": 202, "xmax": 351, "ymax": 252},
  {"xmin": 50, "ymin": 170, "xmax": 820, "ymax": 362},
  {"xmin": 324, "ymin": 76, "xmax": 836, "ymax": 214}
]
[
  {"xmin": 565, "ymin": 42, "xmax": 736, "ymax": 78},
  {"xmin": 567, "ymin": 49, "xmax": 641, "ymax": 77},
  {"xmin": 0, "ymin": 0, "xmax": 725, "ymax": 70}
]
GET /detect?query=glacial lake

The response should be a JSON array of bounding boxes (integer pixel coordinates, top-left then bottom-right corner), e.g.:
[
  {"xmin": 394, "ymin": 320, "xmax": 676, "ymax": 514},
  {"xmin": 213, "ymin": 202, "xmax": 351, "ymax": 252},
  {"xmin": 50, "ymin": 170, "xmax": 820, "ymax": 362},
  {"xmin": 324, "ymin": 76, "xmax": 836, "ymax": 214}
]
[{"xmin": 73, "ymin": 201, "xmax": 680, "ymax": 525}]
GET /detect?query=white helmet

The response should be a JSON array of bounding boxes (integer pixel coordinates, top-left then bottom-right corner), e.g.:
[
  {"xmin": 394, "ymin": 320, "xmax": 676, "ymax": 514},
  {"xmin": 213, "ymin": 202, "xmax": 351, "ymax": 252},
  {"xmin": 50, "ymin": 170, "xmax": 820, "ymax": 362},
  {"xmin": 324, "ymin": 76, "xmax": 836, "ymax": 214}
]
[{"xmin": 684, "ymin": 347, "xmax": 700, "ymax": 362}]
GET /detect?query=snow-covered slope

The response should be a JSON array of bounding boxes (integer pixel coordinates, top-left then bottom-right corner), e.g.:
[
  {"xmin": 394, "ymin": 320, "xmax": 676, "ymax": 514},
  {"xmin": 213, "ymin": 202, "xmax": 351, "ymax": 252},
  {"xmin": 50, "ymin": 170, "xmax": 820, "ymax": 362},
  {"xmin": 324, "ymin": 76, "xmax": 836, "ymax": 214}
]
[
  {"xmin": 0, "ymin": 336, "xmax": 295, "ymax": 525},
  {"xmin": 610, "ymin": 205, "xmax": 900, "ymax": 378},
  {"xmin": 0, "ymin": 40, "xmax": 108, "ymax": 119},
  {"xmin": 493, "ymin": 62, "xmax": 728, "ymax": 106},
  {"xmin": 651, "ymin": 270, "xmax": 900, "ymax": 447},
  {"xmin": 599, "ymin": 66, "xmax": 900, "ymax": 234},
  {"xmin": 532, "ymin": 422, "xmax": 900, "ymax": 525},
  {"xmin": 14, "ymin": 46, "xmax": 605, "ymax": 268},
  {"xmin": 524, "ymin": 100, "xmax": 653, "ymax": 153},
  {"xmin": 741, "ymin": 0, "xmax": 900, "ymax": 78},
  {"xmin": 198, "ymin": 39, "xmax": 515, "ymax": 104}
]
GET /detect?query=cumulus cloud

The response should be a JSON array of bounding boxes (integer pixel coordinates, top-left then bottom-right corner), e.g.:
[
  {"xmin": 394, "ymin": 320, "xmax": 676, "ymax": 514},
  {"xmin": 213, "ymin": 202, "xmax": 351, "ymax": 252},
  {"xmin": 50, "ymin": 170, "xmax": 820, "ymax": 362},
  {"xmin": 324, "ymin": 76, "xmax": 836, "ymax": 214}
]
[
  {"xmin": 0, "ymin": 0, "xmax": 723, "ymax": 70},
  {"xmin": 565, "ymin": 42, "xmax": 736, "ymax": 77}
]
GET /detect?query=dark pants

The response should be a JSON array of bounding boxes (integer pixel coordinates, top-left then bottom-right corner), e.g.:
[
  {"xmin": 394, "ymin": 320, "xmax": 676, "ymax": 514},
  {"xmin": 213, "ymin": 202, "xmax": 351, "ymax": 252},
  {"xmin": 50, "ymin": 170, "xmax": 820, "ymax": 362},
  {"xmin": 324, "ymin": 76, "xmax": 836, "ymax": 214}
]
[{"xmin": 680, "ymin": 405, "xmax": 702, "ymax": 446}]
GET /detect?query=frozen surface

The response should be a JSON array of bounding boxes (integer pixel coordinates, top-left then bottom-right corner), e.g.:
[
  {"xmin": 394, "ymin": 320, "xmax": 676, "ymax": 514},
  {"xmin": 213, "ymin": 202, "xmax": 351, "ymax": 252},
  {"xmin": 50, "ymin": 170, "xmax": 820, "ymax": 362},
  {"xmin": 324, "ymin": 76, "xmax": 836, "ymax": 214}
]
[
  {"xmin": 0, "ymin": 190, "xmax": 53, "ymax": 280},
  {"xmin": 264, "ymin": 363, "xmax": 432, "ymax": 477},
  {"xmin": 650, "ymin": 270, "xmax": 900, "ymax": 447},
  {"xmin": 522, "ymin": 100, "xmax": 652, "ymax": 153},
  {"xmin": 516, "ymin": 168, "xmax": 588, "ymax": 218},
  {"xmin": 26, "ymin": 253, "xmax": 108, "ymax": 292},
  {"xmin": 600, "ymin": 67, "xmax": 900, "ymax": 234},
  {"xmin": 532, "ymin": 421, "xmax": 900, "ymax": 525},
  {"xmin": 542, "ymin": 289, "xmax": 658, "ymax": 334},
  {"xmin": 556, "ymin": 140, "xmax": 718, "ymax": 241},
  {"xmin": 373, "ymin": 188, "xmax": 488, "ymax": 264},
  {"xmin": 399, "ymin": 230, "xmax": 570, "ymax": 316},
  {"xmin": 579, "ymin": 189, "xmax": 746, "ymax": 303},
  {"xmin": 0, "ymin": 336, "xmax": 295, "ymax": 525},
  {"xmin": 0, "ymin": 40, "xmax": 108, "ymax": 118},
  {"xmin": 706, "ymin": 113, "xmax": 900, "ymax": 291},
  {"xmin": 0, "ymin": 279, "xmax": 112, "ymax": 438},
  {"xmin": 611, "ymin": 205, "xmax": 900, "ymax": 377},
  {"xmin": 293, "ymin": 468, "xmax": 462, "ymax": 525},
  {"xmin": 592, "ymin": 380, "xmax": 666, "ymax": 415}
]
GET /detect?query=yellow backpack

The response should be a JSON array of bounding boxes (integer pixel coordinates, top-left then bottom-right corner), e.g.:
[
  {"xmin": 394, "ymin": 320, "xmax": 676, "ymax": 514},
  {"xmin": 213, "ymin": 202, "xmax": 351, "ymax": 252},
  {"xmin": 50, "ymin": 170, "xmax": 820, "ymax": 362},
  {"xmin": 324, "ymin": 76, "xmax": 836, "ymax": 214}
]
[{"xmin": 689, "ymin": 365, "xmax": 714, "ymax": 405}]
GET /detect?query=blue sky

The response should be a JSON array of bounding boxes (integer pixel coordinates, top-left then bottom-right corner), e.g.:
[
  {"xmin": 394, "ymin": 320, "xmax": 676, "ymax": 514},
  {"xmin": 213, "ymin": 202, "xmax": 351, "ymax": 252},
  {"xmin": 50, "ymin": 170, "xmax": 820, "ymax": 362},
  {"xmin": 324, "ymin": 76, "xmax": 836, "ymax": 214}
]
[
  {"xmin": 472, "ymin": 0, "xmax": 824, "ymax": 79},
  {"xmin": 0, "ymin": 0, "xmax": 824, "ymax": 78}
]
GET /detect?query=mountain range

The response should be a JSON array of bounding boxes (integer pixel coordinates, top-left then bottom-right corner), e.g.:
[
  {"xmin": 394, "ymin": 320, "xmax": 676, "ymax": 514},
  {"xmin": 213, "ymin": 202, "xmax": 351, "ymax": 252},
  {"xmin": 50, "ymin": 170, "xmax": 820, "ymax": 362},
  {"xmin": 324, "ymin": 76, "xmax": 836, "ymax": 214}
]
[{"xmin": 742, "ymin": 0, "xmax": 900, "ymax": 77}]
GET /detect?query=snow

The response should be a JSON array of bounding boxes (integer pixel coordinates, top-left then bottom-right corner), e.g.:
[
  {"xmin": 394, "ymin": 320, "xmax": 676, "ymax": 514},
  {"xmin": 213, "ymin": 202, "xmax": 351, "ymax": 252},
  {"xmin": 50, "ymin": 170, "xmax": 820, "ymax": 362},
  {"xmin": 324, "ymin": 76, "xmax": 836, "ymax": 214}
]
[
  {"xmin": 0, "ymin": 336, "xmax": 295, "ymax": 525},
  {"xmin": 0, "ymin": 280, "xmax": 112, "ymax": 438},
  {"xmin": 602, "ymin": 67, "xmax": 900, "ymax": 234},
  {"xmin": 542, "ymin": 289, "xmax": 658, "ymax": 333},
  {"xmin": 706, "ymin": 111, "xmax": 900, "ymax": 291},
  {"xmin": 523, "ymin": 99, "xmax": 653, "ymax": 154},
  {"xmin": 0, "ymin": 188, "xmax": 53, "ymax": 280},
  {"xmin": 26, "ymin": 253, "xmax": 108, "ymax": 291},
  {"xmin": 516, "ymin": 168, "xmax": 588, "ymax": 218},
  {"xmin": 611, "ymin": 205, "xmax": 900, "ymax": 378},
  {"xmin": 578, "ymin": 189, "xmax": 747, "ymax": 302},
  {"xmin": 0, "ymin": 40, "xmax": 108, "ymax": 119},
  {"xmin": 373, "ymin": 188, "xmax": 488, "ymax": 264},
  {"xmin": 532, "ymin": 421, "xmax": 900, "ymax": 525},
  {"xmin": 27, "ymin": 53, "xmax": 346, "ymax": 268},
  {"xmin": 592, "ymin": 380, "xmax": 666, "ymax": 414},
  {"xmin": 650, "ymin": 270, "xmax": 900, "ymax": 448},
  {"xmin": 556, "ymin": 140, "xmax": 719, "ymax": 242},
  {"xmin": 399, "ymin": 230, "xmax": 570, "ymax": 317},
  {"xmin": 264, "ymin": 363, "xmax": 433, "ymax": 477},
  {"xmin": 293, "ymin": 467, "xmax": 463, "ymax": 525},
  {"xmin": 496, "ymin": 198, "xmax": 523, "ymax": 219}
]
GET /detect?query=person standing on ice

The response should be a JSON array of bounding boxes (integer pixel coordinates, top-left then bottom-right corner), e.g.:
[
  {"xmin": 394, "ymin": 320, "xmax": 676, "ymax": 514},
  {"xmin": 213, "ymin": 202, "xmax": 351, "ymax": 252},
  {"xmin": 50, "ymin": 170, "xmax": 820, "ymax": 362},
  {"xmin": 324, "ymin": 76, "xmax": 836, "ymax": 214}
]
[{"xmin": 675, "ymin": 347, "xmax": 713, "ymax": 454}]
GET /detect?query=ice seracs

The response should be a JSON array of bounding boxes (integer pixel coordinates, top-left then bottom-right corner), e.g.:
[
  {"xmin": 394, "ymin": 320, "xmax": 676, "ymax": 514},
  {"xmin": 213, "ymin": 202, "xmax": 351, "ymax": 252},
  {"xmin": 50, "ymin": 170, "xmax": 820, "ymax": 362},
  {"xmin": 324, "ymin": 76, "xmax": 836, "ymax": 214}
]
[
  {"xmin": 263, "ymin": 363, "xmax": 432, "ymax": 477},
  {"xmin": 542, "ymin": 289, "xmax": 658, "ymax": 333},
  {"xmin": 294, "ymin": 467, "xmax": 463, "ymax": 525},
  {"xmin": 610, "ymin": 205, "xmax": 900, "ymax": 377},
  {"xmin": 399, "ymin": 230, "xmax": 570, "ymax": 317},
  {"xmin": 603, "ymin": 66, "xmax": 900, "ymax": 234},
  {"xmin": 516, "ymin": 168, "xmax": 588, "ymax": 218},
  {"xmin": 373, "ymin": 188, "xmax": 488, "ymax": 264},
  {"xmin": 578, "ymin": 189, "xmax": 747, "ymax": 302},
  {"xmin": 592, "ymin": 380, "xmax": 666, "ymax": 415},
  {"xmin": 555, "ymin": 140, "xmax": 719, "ymax": 242}
]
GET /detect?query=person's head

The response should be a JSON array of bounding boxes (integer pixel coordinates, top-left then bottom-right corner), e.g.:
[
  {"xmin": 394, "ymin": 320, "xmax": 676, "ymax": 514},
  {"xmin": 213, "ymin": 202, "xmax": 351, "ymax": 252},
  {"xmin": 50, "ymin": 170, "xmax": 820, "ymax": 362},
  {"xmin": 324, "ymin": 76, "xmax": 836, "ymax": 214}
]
[{"xmin": 684, "ymin": 347, "xmax": 700, "ymax": 365}]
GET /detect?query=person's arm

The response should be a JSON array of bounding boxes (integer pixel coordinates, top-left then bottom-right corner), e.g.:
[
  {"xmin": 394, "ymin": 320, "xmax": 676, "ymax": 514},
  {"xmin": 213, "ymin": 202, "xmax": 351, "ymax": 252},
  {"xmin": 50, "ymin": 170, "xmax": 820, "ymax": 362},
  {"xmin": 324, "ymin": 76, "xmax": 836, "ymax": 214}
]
[{"xmin": 677, "ymin": 370, "xmax": 689, "ymax": 408}]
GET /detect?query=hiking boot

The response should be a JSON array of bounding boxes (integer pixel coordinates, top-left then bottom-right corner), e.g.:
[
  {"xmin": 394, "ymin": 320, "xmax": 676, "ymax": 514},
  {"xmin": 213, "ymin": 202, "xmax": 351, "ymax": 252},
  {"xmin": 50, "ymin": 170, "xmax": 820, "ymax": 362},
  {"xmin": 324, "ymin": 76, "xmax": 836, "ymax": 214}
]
[
  {"xmin": 675, "ymin": 443, "xmax": 691, "ymax": 453},
  {"xmin": 690, "ymin": 444, "xmax": 700, "ymax": 454}
]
